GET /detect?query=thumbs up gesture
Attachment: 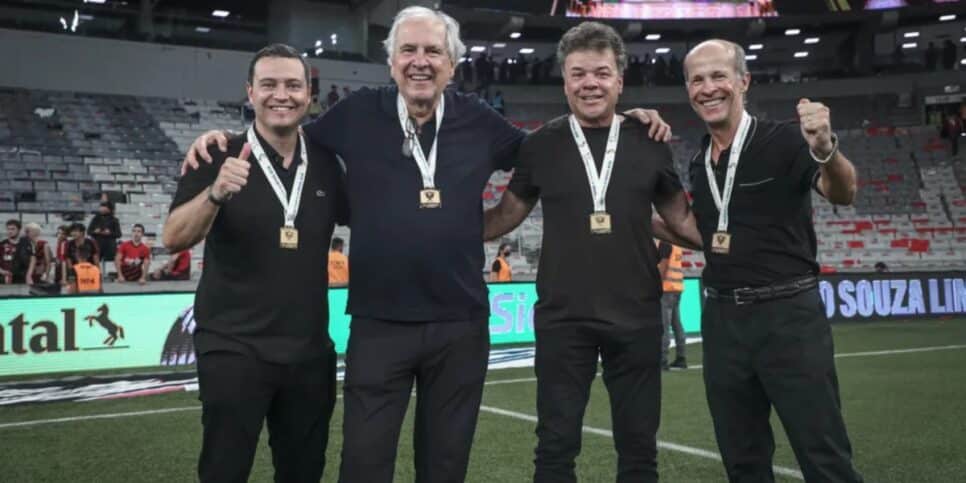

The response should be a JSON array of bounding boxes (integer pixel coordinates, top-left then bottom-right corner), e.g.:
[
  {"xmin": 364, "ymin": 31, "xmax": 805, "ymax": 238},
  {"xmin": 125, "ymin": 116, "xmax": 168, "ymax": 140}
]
[
  {"xmin": 797, "ymin": 98, "xmax": 834, "ymax": 159},
  {"xmin": 211, "ymin": 143, "xmax": 252, "ymax": 202}
]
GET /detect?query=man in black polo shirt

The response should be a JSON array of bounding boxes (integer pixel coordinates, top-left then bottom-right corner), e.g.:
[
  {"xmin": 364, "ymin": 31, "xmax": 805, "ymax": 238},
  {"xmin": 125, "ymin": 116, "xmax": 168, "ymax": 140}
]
[
  {"xmin": 484, "ymin": 23, "xmax": 700, "ymax": 483},
  {"xmin": 683, "ymin": 39, "xmax": 863, "ymax": 482},
  {"xmin": 163, "ymin": 44, "xmax": 347, "ymax": 482},
  {"xmin": 180, "ymin": 8, "xmax": 671, "ymax": 482}
]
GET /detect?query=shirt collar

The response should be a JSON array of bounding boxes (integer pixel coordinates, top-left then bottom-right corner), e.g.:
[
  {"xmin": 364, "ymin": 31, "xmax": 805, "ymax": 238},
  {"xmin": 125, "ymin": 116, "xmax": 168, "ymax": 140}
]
[
  {"xmin": 381, "ymin": 85, "xmax": 447, "ymax": 124},
  {"xmin": 694, "ymin": 116, "xmax": 759, "ymax": 167},
  {"xmin": 252, "ymin": 125, "xmax": 302, "ymax": 171}
]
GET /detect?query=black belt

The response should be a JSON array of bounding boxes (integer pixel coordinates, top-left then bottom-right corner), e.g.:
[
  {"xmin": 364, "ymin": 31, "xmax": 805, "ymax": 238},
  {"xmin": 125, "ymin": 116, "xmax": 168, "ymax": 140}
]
[{"xmin": 706, "ymin": 276, "xmax": 818, "ymax": 305}]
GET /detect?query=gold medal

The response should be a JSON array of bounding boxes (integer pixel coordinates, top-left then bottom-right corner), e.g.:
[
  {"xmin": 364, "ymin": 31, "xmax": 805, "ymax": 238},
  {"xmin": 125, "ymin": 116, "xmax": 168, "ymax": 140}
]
[
  {"xmin": 711, "ymin": 231, "xmax": 731, "ymax": 255},
  {"xmin": 280, "ymin": 227, "xmax": 299, "ymax": 250},
  {"xmin": 420, "ymin": 188, "xmax": 442, "ymax": 209},
  {"xmin": 590, "ymin": 212, "xmax": 612, "ymax": 235}
]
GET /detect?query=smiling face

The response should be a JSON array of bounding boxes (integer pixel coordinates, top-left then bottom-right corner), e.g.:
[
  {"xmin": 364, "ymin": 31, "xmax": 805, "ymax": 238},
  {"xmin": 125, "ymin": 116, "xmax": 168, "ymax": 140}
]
[
  {"xmin": 684, "ymin": 42, "xmax": 750, "ymax": 130},
  {"xmin": 389, "ymin": 16, "xmax": 455, "ymax": 109},
  {"xmin": 563, "ymin": 48, "xmax": 623, "ymax": 127},
  {"xmin": 247, "ymin": 56, "xmax": 310, "ymax": 135}
]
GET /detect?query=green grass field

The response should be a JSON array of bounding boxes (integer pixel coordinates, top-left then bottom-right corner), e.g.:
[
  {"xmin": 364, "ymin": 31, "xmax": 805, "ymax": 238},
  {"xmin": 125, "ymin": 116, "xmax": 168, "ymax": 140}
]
[{"xmin": 2, "ymin": 319, "xmax": 965, "ymax": 482}]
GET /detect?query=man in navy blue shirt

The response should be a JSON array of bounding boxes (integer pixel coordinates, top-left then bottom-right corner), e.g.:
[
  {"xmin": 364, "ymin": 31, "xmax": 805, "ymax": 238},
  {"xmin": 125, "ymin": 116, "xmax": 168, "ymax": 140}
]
[{"xmin": 182, "ymin": 7, "xmax": 671, "ymax": 482}]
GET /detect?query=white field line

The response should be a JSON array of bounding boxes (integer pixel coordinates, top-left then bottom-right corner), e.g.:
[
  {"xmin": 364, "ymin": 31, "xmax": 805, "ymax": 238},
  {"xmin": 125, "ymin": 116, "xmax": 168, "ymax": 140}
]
[
  {"xmin": 479, "ymin": 405, "xmax": 804, "ymax": 480},
  {"xmin": 6, "ymin": 343, "xmax": 963, "ymax": 429},
  {"xmin": 686, "ymin": 343, "xmax": 966, "ymax": 371}
]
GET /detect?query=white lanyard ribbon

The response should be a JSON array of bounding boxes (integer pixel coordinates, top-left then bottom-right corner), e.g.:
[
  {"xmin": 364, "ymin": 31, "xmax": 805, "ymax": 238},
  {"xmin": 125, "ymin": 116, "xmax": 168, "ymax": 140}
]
[
  {"xmin": 703, "ymin": 111, "xmax": 753, "ymax": 232},
  {"xmin": 569, "ymin": 114, "xmax": 620, "ymax": 213},
  {"xmin": 397, "ymin": 93, "xmax": 444, "ymax": 189},
  {"xmin": 246, "ymin": 126, "xmax": 308, "ymax": 228}
]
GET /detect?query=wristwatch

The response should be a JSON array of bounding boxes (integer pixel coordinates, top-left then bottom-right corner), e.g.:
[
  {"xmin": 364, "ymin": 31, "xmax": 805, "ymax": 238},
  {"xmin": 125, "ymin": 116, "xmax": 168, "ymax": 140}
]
[
  {"xmin": 810, "ymin": 133, "xmax": 839, "ymax": 164},
  {"xmin": 207, "ymin": 185, "xmax": 226, "ymax": 206}
]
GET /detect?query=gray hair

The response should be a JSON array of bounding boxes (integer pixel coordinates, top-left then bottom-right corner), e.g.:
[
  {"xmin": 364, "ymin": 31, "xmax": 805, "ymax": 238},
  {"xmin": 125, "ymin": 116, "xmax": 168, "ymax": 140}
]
[
  {"xmin": 556, "ymin": 22, "xmax": 628, "ymax": 74},
  {"xmin": 383, "ymin": 6, "xmax": 466, "ymax": 65},
  {"xmin": 24, "ymin": 222, "xmax": 41, "ymax": 234},
  {"xmin": 683, "ymin": 39, "xmax": 748, "ymax": 81}
]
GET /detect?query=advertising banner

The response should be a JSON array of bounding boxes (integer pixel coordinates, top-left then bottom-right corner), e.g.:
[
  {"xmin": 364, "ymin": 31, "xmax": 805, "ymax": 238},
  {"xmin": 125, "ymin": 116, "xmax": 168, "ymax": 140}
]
[
  {"xmin": 818, "ymin": 272, "xmax": 966, "ymax": 322},
  {"xmin": 0, "ymin": 281, "xmax": 703, "ymax": 377}
]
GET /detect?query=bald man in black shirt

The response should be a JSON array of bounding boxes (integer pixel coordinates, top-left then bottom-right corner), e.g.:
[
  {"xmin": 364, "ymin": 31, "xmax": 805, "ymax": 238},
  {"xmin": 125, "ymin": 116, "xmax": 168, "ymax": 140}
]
[{"xmin": 683, "ymin": 39, "xmax": 863, "ymax": 482}]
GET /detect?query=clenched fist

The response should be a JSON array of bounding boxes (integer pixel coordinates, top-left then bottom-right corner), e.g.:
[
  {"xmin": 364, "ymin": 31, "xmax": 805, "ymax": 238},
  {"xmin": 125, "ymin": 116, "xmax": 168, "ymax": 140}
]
[
  {"xmin": 797, "ymin": 98, "xmax": 834, "ymax": 159},
  {"xmin": 211, "ymin": 143, "xmax": 252, "ymax": 202}
]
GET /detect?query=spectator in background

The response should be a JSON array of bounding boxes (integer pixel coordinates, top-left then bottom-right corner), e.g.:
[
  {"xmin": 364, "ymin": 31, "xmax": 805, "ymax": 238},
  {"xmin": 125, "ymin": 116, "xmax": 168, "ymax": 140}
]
[
  {"xmin": 654, "ymin": 55, "xmax": 668, "ymax": 85},
  {"xmin": 54, "ymin": 225, "xmax": 69, "ymax": 285},
  {"xmin": 327, "ymin": 84, "xmax": 340, "ymax": 109},
  {"xmin": 115, "ymin": 223, "xmax": 151, "ymax": 285},
  {"xmin": 491, "ymin": 90, "xmax": 505, "ymax": 116},
  {"xmin": 343, "ymin": 86, "xmax": 352, "ymax": 99},
  {"xmin": 874, "ymin": 261, "xmax": 889, "ymax": 273},
  {"xmin": 67, "ymin": 222, "xmax": 100, "ymax": 267},
  {"xmin": 1, "ymin": 219, "xmax": 30, "ymax": 284},
  {"xmin": 309, "ymin": 95, "xmax": 323, "ymax": 119},
  {"xmin": 490, "ymin": 242, "xmax": 512, "ymax": 282},
  {"xmin": 657, "ymin": 239, "xmax": 687, "ymax": 370},
  {"xmin": 69, "ymin": 245, "xmax": 102, "ymax": 294},
  {"xmin": 24, "ymin": 223, "xmax": 53, "ymax": 286},
  {"xmin": 328, "ymin": 237, "xmax": 349, "ymax": 286},
  {"xmin": 150, "ymin": 249, "xmax": 191, "ymax": 281},
  {"xmin": 925, "ymin": 42, "xmax": 938, "ymax": 71},
  {"xmin": 942, "ymin": 39, "xmax": 956, "ymax": 71},
  {"xmin": 892, "ymin": 44, "xmax": 905, "ymax": 70},
  {"xmin": 943, "ymin": 112, "xmax": 962, "ymax": 156},
  {"xmin": 88, "ymin": 201, "xmax": 121, "ymax": 270}
]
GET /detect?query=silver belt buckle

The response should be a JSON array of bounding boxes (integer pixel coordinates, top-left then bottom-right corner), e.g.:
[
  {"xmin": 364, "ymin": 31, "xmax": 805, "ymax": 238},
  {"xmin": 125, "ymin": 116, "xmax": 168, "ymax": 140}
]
[{"xmin": 733, "ymin": 288, "xmax": 752, "ymax": 305}]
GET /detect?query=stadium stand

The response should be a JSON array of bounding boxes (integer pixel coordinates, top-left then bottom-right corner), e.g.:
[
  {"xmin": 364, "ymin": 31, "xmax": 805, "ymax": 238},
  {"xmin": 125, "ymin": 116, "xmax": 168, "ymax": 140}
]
[
  {"xmin": 1, "ymin": 3, "xmax": 964, "ymax": 284},
  {"xmin": 3, "ymin": 84, "xmax": 964, "ymax": 281}
]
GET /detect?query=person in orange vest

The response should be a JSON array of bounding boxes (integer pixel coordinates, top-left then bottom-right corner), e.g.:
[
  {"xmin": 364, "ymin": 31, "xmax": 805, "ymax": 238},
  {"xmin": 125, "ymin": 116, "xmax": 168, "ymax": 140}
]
[
  {"xmin": 70, "ymin": 245, "xmax": 102, "ymax": 294},
  {"xmin": 657, "ymin": 239, "xmax": 686, "ymax": 370},
  {"xmin": 328, "ymin": 237, "xmax": 349, "ymax": 286},
  {"xmin": 490, "ymin": 242, "xmax": 513, "ymax": 282}
]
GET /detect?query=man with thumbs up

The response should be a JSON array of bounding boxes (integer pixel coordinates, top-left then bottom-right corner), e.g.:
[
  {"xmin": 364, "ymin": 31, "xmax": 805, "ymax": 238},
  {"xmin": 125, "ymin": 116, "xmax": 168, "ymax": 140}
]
[
  {"xmin": 163, "ymin": 44, "xmax": 348, "ymax": 483},
  {"xmin": 682, "ymin": 39, "xmax": 863, "ymax": 482}
]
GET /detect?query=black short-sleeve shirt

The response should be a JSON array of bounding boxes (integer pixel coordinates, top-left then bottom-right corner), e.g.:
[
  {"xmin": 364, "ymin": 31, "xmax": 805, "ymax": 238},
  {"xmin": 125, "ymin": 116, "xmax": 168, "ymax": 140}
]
[
  {"xmin": 508, "ymin": 116, "xmax": 683, "ymax": 329},
  {"xmin": 688, "ymin": 118, "xmax": 820, "ymax": 290},
  {"xmin": 170, "ymin": 128, "xmax": 348, "ymax": 363},
  {"xmin": 302, "ymin": 86, "xmax": 525, "ymax": 322}
]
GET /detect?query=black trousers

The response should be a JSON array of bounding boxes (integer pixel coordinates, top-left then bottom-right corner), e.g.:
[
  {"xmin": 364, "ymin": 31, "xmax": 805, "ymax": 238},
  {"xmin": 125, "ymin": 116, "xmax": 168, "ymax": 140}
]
[
  {"xmin": 338, "ymin": 318, "xmax": 490, "ymax": 483},
  {"xmin": 534, "ymin": 323, "xmax": 663, "ymax": 483},
  {"xmin": 702, "ymin": 288, "xmax": 863, "ymax": 483},
  {"xmin": 196, "ymin": 348, "xmax": 337, "ymax": 483}
]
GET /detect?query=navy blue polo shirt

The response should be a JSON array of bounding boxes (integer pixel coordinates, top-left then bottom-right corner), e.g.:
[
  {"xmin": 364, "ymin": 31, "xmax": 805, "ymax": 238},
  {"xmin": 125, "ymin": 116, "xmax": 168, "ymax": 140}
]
[{"xmin": 303, "ymin": 86, "xmax": 525, "ymax": 322}]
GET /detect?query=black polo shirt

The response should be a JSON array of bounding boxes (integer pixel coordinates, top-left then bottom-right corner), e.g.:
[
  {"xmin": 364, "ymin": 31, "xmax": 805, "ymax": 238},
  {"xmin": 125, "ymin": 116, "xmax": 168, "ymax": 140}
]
[
  {"xmin": 170, "ymin": 127, "xmax": 348, "ymax": 363},
  {"xmin": 508, "ymin": 116, "xmax": 683, "ymax": 329},
  {"xmin": 303, "ymin": 86, "xmax": 525, "ymax": 322},
  {"xmin": 688, "ymin": 118, "xmax": 820, "ymax": 290}
]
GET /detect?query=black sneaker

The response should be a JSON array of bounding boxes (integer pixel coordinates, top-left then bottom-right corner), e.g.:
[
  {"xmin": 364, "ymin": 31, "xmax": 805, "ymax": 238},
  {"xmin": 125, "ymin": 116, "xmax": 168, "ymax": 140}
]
[{"xmin": 669, "ymin": 358, "xmax": 688, "ymax": 369}]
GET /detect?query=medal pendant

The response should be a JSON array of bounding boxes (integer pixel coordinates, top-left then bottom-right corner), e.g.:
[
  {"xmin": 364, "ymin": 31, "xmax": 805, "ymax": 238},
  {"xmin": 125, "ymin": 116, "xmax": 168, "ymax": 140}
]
[
  {"xmin": 590, "ymin": 212, "xmax": 612, "ymax": 235},
  {"xmin": 280, "ymin": 227, "xmax": 299, "ymax": 249},
  {"xmin": 711, "ymin": 231, "xmax": 731, "ymax": 255},
  {"xmin": 420, "ymin": 189, "xmax": 442, "ymax": 209}
]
